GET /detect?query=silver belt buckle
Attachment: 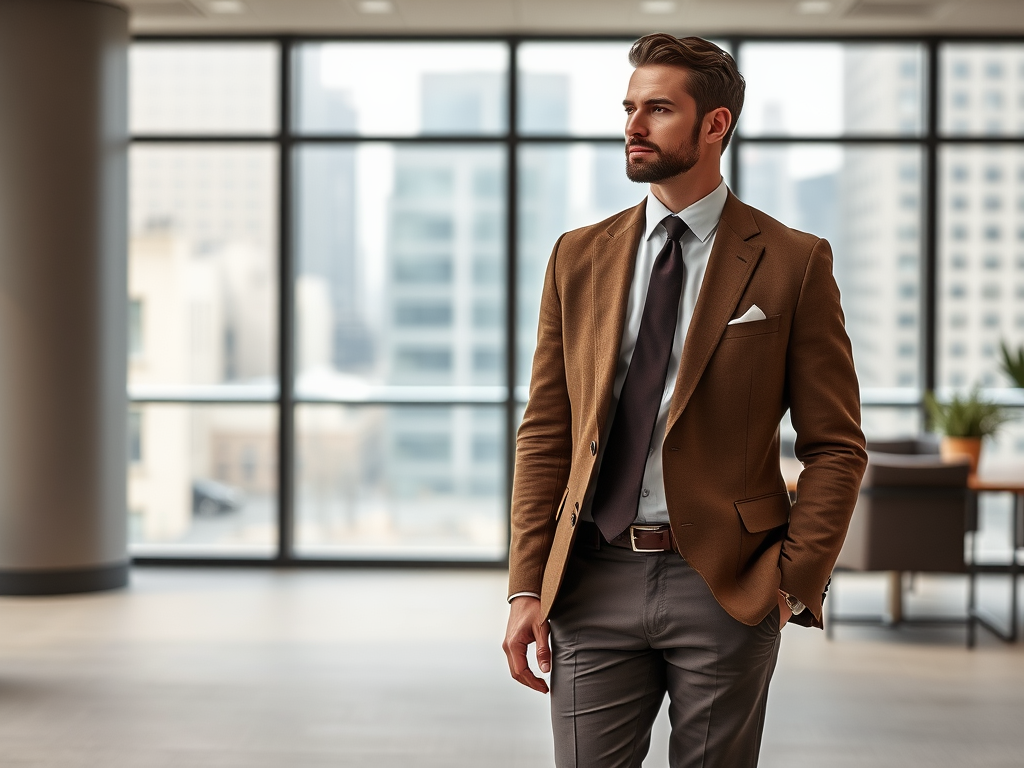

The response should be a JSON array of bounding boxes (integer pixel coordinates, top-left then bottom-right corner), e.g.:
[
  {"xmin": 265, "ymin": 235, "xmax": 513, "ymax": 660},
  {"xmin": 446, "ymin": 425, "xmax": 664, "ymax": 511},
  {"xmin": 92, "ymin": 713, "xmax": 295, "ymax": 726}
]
[{"xmin": 629, "ymin": 524, "xmax": 666, "ymax": 553}]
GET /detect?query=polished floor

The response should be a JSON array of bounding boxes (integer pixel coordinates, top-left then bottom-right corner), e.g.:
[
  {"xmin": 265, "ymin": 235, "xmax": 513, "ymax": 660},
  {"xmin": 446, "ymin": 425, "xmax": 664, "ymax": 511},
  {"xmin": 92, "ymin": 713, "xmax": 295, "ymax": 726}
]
[{"xmin": 0, "ymin": 567, "xmax": 1020, "ymax": 767}]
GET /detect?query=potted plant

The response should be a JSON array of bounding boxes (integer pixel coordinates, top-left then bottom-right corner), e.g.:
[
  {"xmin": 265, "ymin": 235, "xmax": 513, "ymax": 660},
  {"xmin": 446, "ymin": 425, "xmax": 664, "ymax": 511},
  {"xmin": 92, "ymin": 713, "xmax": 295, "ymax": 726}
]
[
  {"xmin": 1000, "ymin": 341, "xmax": 1024, "ymax": 388},
  {"xmin": 925, "ymin": 385, "xmax": 1012, "ymax": 474}
]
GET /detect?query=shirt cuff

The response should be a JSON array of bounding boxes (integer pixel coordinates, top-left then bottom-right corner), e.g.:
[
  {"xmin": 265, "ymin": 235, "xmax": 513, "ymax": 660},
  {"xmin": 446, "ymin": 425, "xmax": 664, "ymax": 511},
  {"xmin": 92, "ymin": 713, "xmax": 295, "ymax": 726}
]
[{"xmin": 508, "ymin": 591, "xmax": 540, "ymax": 603}]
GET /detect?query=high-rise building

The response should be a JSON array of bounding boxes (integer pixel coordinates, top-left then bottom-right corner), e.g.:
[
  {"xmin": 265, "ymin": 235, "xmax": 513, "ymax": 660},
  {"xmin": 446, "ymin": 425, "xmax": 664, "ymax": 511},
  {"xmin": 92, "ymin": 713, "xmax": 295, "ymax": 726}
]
[
  {"xmin": 743, "ymin": 47, "xmax": 923, "ymax": 395},
  {"xmin": 841, "ymin": 47, "xmax": 924, "ymax": 392},
  {"xmin": 382, "ymin": 73, "xmax": 507, "ymax": 505},
  {"xmin": 294, "ymin": 47, "xmax": 373, "ymax": 372},
  {"xmin": 938, "ymin": 48, "xmax": 1024, "ymax": 389}
]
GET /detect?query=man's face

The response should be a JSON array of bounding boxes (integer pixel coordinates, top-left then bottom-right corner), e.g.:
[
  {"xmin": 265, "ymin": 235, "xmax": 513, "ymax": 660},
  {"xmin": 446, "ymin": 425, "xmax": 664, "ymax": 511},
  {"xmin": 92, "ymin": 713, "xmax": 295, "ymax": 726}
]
[{"xmin": 623, "ymin": 64, "xmax": 702, "ymax": 184}]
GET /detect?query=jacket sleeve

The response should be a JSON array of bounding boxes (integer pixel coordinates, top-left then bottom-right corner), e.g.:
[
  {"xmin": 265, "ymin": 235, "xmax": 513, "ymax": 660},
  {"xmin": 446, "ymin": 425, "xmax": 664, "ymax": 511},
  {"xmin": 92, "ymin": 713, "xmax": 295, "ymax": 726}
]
[
  {"xmin": 507, "ymin": 235, "xmax": 574, "ymax": 598},
  {"xmin": 781, "ymin": 238, "xmax": 868, "ymax": 628}
]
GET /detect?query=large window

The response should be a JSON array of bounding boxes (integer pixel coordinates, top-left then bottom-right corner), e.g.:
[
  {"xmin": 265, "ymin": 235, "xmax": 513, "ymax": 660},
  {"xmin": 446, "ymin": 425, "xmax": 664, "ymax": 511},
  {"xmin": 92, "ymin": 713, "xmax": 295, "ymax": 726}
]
[{"xmin": 130, "ymin": 37, "xmax": 1024, "ymax": 563}]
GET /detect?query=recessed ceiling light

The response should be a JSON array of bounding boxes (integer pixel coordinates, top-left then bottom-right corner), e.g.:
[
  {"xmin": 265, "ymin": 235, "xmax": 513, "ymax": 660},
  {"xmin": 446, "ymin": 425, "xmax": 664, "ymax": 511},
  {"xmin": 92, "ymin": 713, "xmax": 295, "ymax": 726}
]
[
  {"xmin": 640, "ymin": 1, "xmax": 677, "ymax": 14},
  {"xmin": 358, "ymin": 0, "xmax": 395, "ymax": 13},
  {"xmin": 796, "ymin": 0, "xmax": 833, "ymax": 13},
  {"xmin": 207, "ymin": 0, "xmax": 246, "ymax": 13}
]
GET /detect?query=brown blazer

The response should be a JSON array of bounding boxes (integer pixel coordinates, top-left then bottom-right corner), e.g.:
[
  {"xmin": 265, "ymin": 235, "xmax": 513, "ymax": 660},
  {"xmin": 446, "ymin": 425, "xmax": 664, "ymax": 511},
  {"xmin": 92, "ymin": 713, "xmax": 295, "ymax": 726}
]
[{"xmin": 508, "ymin": 191, "xmax": 867, "ymax": 629}]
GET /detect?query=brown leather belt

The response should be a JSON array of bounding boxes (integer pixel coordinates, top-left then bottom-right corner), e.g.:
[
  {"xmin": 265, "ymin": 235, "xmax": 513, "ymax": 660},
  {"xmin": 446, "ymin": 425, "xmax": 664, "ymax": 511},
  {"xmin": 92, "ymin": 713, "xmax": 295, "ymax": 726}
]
[{"xmin": 579, "ymin": 521, "xmax": 678, "ymax": 553}]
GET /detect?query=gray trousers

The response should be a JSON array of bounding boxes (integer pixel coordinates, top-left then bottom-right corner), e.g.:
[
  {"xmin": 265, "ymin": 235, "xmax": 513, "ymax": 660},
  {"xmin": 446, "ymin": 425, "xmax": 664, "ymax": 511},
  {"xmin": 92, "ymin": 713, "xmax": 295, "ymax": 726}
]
[{"xmin": 549, "ymin": 537, "xmax": 781, "ymax": 768}]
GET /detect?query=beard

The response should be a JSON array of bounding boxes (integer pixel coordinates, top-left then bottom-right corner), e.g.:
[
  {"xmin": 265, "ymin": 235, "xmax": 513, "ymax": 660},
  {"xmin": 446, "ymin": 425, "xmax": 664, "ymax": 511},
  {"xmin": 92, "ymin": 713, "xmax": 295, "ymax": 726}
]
[{"xmin": 625, "ymin": 137, "xmax": 701, "ymax": 183}]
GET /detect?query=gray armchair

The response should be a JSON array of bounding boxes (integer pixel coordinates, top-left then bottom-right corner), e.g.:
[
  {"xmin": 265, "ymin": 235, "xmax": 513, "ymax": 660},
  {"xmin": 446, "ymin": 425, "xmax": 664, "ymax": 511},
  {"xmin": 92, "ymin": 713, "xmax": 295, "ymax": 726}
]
[{"xmin": 828, "ymin": 450, "xmax": 976, "ymax": 644}]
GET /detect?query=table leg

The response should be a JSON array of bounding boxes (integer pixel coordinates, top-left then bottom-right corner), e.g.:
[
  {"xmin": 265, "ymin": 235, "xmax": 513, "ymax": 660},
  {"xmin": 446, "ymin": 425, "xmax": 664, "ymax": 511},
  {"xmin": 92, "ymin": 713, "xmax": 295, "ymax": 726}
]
[
  {"xmin": 1011, "ymin": 557, "xmax": 1019, "ymax": 643},
  {"xmin": 969, "ymin": 492, "xmax": 1022, "ymax": 644},
  {"xmin": 1011, "ymin": 492, "xmax": 1020, "ymax": 642},
  {"xmin": 1015, "ymin": 492, "xmax": 1024, "ymax": 550},
  {"xmin": 887, "ymin": 571, "xmax": 903, "ymax": 625}
]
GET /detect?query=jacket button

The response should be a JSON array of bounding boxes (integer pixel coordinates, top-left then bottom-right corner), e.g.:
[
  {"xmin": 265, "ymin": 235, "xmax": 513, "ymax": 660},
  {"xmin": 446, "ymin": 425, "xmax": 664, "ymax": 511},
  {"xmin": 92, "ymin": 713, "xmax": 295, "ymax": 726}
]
[
  {"xmin": 590, "ymin": 441, "xmax": 597, "ymax": 456},
  {"xmin": 570, "ymin": 512, "xmax": 577, "ymax": 526}
]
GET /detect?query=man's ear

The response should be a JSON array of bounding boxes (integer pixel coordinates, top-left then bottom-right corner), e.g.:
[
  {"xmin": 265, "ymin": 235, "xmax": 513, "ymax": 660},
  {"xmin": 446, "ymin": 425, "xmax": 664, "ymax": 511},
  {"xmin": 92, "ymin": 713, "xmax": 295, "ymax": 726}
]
[{"xmin": 704, "ymin": 107, "xmax": 732, "ymax": 146}]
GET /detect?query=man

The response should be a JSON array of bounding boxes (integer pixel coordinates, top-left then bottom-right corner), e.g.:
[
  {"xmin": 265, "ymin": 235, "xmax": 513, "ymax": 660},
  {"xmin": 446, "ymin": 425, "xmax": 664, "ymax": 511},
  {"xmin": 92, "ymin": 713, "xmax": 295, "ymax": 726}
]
[{"xmin": 501, "ymin": 33, "xmax": 867, "ymax": 768}]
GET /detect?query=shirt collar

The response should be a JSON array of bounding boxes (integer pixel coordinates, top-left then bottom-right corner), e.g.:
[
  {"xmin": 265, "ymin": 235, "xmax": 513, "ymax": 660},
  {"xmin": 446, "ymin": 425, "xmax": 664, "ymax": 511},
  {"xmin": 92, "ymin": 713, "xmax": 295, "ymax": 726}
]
[{"xmin": 643, "ymin": 178, "xmax": 729, "ymax": 244}]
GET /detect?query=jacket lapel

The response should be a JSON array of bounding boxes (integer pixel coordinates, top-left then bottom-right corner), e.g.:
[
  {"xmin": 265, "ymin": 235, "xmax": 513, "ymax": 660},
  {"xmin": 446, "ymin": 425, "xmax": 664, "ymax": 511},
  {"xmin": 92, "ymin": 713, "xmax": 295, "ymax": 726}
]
[
  {"xmin": 665, "ymin": 192, "xmax": 764, "ymax": 434},
  {"xmin": 592, "ymin": 200, "xmax": 646, "ymax": 435}
]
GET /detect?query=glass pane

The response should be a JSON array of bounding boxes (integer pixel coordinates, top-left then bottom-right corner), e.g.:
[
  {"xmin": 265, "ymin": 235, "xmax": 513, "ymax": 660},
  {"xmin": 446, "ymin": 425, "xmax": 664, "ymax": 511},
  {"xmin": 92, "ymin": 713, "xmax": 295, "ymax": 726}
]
[
  {"xmin": 740, "ymin": 43, "xmax": 924, "ymax": 137},
  {"xmin": 938, "ymin": 146, "xmax": 1024, "ymax": 389},
  {"xmin": 293, "ymin": 43, "xmax": 508, "ymax": 136},
  {"xmin": 129, "ymin": 145, "xmax": 279, "ymax": 391},
  {"xmin": 941, "ymin": 44, "xmax": 1024, "ymax": 137},
  {"xmin": 295, "ymin": 404, "xmax": 505, "ymax": 559},
  {"xmin": 128, "ymin": 404, "xmax": 277, "ymax": 556},
  {"xmin": 518, "ymin": 42, "xmax": 634, "ymax": 136},
  {"xmin": 862, "ymin": 407, "xmax": 922, "ymax": 441},
  {"xmin": 517, "ymin": 143, "xmax": 647, "ymax": 387},
  {"xmin": 740, "ymin": 144, "xmax": 924, "ymax": 392},
  {"xmin": 130, "ymin": 43, "xmax": 279, "ymax": 135},
  {"xmin": 295, "ymin": 143, "xmax": 505, "ymax": 396}
]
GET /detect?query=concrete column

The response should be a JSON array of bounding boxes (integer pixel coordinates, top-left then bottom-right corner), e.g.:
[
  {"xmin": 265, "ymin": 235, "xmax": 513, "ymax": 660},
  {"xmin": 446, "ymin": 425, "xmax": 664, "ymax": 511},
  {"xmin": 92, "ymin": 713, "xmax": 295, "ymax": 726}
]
[{"xmin": 0, "ymin": 0, "xmax": 129, "ymax": 594}]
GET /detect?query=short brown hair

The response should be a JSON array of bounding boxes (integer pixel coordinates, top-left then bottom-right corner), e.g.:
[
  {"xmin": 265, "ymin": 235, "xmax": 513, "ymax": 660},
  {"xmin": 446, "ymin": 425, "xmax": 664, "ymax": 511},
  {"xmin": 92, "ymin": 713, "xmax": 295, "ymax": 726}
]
[{"xmin": 629, "ymin": 33, "xmax": 745, "ymax": 151}]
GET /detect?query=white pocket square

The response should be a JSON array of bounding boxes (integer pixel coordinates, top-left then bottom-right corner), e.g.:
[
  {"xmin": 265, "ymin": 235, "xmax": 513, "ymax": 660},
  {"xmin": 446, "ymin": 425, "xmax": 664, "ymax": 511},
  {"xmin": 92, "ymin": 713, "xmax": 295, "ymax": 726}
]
[{"xmin": 727, "ymin": 304, "xmax": 767, "ymax": 325}]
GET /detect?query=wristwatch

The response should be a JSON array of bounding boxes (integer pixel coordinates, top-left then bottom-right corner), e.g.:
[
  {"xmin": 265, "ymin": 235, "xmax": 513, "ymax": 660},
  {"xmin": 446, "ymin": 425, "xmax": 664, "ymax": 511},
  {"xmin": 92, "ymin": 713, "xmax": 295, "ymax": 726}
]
[{"xmin": 779, "ymin": 589, "xmax": 806, "ymax": 615}]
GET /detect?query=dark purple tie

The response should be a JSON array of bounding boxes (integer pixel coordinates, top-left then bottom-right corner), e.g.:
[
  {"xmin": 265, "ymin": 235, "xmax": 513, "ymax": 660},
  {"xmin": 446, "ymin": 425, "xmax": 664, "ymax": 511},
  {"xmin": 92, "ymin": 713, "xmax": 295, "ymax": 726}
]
[{"xmin": 592, "ymin": 215, "xmax": 689, "ymax": 542}]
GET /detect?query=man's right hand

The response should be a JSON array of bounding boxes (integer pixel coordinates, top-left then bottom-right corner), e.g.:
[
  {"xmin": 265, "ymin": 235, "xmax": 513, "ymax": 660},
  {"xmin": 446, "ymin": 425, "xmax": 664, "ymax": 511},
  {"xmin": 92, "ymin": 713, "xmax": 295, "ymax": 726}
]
[{"xmin": 502, "ymin": 596, "xmax": 551, "ymax": 694}]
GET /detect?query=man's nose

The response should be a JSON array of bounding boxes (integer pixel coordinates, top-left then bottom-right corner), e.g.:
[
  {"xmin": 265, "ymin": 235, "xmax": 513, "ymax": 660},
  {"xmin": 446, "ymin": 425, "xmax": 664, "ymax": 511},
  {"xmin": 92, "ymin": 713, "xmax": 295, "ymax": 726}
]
[{"xmin": 626, "ymin": 113, "xmax": 648, "ymax": 138}]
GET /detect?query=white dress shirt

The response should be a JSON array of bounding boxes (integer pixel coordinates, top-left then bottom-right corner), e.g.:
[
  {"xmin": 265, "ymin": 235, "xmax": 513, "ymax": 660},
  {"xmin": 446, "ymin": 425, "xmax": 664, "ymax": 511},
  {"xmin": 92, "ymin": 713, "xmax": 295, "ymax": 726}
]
[
  {"xmin": 583, "ymin": 178, "xmax": 729, "ymax": 525},
  {"xmin": 508, "ymin": 179, "xmax": 728, "ymax": 602}
]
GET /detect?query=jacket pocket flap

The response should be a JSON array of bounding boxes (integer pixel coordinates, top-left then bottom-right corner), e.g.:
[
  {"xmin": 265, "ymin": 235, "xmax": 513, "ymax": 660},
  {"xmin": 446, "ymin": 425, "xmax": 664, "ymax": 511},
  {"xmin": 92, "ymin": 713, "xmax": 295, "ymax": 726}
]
[
  {"xmin": 553, "ymin": 487, "xmax": 570, "ymax": 521},
  {"xmin": 735, "ymin": 491, "xmax": 791, "ymax": 533}
]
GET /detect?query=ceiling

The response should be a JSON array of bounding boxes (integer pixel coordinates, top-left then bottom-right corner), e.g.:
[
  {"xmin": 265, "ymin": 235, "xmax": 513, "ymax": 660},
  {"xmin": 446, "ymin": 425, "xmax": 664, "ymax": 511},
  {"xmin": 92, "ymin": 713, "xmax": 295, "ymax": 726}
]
[{"xmin": 124, "ymin": 0, "xmax": 1024, "ymax": 36}]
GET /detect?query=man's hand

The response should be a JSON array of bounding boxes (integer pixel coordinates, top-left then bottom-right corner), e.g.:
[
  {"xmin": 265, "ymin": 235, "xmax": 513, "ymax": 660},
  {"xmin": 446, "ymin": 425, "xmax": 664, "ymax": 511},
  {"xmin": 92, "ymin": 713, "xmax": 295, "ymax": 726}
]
[
  {"xmin": 502, "ymin": 596, "xmax": 551, "ymax": 694},
  {"xmin": 778, "ymin": 592, "xmax": 793, "ymax": 629}
]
